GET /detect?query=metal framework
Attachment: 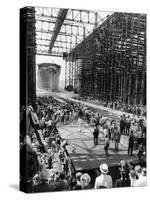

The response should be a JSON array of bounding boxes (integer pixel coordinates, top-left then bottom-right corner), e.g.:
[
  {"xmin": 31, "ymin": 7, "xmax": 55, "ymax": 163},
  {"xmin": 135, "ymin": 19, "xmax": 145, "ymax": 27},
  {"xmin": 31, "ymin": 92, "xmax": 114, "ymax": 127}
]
[
  {"xmin": 67, "ymin": 12, "xmax": 146, "ymax": 105},
  {"xmin": 34, "ymin": 7, "xmax": 146, "ymax": 106},
  {"xmin": 35, "ymin": 7, "xmax": 110, "ymax": 57}
]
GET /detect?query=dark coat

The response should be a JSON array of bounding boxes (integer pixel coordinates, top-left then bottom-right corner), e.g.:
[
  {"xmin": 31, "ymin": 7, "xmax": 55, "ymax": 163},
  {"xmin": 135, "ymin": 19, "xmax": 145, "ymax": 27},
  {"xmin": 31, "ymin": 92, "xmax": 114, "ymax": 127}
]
[
  {"xmin": 55, "ymin": 180, "xmax": 70, "ymax": 191},
  {"xmin": 33, "ymin": 182, "xmax": 57, "ymax": 193},
  {"xmin": 93, "ymin": 128, "xmax": 99, "ymax": 137}
]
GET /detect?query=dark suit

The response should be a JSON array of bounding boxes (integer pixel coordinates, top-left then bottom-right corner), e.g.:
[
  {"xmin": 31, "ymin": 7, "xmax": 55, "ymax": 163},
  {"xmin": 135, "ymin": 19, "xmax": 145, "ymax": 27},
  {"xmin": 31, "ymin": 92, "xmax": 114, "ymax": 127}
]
[
  {"xmin": 93, "ymin": 127, "xmax": 99, "ymax": 145},
  {"xmin": 128, "ymin": 135, "xmax": 134, "ymax": 156}
]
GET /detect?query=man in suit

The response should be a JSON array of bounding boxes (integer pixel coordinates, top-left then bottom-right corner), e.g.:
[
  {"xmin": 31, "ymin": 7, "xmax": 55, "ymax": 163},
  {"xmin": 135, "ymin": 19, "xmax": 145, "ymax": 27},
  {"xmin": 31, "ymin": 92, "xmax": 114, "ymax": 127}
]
[
  {"xmin": 93, "ymin": 124, "xmax": 100, "ymax": 146},
  {"xmin": 128, "ymin": 131, "xmax": 134, "ymax": 156},
  {"xmin": 33, "ymin": 169, "xmax": 56, "ymax": 193}
]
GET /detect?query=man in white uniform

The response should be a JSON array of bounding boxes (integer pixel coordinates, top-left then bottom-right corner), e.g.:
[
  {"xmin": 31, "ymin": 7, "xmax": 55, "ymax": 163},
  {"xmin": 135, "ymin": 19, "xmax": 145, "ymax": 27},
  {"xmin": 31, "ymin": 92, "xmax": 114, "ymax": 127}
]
[{"xmin": 94, "ymin": 163, "xmax": 113, "ymax": 189}]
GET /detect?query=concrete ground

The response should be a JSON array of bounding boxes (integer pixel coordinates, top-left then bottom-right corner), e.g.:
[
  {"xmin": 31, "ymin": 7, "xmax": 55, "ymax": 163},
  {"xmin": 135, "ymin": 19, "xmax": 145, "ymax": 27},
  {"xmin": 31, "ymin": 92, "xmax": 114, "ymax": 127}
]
[{"xmin": 58, "ymin": 119, "xmax": 138, "ymax": 171}]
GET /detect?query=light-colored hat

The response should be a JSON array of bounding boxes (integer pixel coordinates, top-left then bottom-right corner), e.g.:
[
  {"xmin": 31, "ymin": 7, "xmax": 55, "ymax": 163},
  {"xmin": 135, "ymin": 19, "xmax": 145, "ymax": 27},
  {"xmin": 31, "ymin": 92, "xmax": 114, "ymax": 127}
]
[
  {"xmin": 134, "ymin": 165, "xmax": 142, "ymax": 174},
  {"xmin": 119, "ymin": 160, "xmax": 126, "ymax": 166},
  {"xmin": 52, "ymin": 141, "xmax": 56, "ymax": 145},
  {"xmin": 76, "ymin": 172, "xmax": 82, "ymax": 179},
  {"xmin": 100, "ymin": 163, "xmax": 108, "ymax": 174},
  {"xmin": 80, "ymin": 173, "xmax": 91, "ymax": 185}
]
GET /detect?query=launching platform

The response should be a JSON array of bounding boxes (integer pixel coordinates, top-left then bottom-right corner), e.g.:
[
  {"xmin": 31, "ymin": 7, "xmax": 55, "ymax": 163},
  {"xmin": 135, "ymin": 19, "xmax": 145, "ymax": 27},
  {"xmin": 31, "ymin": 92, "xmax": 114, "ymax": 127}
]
[{"xmin": 58, "ymin": 120, "xmax": 138, "ymax": 171}]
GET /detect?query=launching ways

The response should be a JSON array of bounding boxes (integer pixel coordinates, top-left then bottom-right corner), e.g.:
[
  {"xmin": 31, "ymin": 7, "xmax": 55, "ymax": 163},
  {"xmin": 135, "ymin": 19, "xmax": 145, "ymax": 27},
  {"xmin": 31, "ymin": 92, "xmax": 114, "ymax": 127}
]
[
  {"xmin": 37, "ymin": 88, "xmax": 138, "ymax": 171},
  {"xmin": 58, "ymin": 119, "xmax": 136, "ymax": 171}
]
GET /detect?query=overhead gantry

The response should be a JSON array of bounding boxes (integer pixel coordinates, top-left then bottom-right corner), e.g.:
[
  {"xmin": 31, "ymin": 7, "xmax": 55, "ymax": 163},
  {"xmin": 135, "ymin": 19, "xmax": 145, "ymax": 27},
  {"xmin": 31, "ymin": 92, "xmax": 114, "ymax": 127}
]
[
  {"xmin": 48, "ymin": 9, "xmax": 69, "ymax": 53},
  {"xmin": 35, "ymin": 7, "xmax": 108, "ymax": 57},
  {"xmin": 34, "ymin": 7, "xmax": 146, "ymax": 105}
]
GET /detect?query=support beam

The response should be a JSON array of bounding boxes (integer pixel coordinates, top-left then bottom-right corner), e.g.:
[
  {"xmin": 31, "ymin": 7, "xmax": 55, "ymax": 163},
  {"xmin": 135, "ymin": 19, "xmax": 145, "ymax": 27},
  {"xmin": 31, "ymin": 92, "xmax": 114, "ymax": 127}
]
[
  {"xmin": 36, "ymin": 38, "xmax": 75, "ymax": 45},
  {"xmin": 36, "ymin": 43, "xmax": 69, "ymax": 49},
  {"xmin": 49, "ymin": 9, "xmax": 68, "ymax": 53}
]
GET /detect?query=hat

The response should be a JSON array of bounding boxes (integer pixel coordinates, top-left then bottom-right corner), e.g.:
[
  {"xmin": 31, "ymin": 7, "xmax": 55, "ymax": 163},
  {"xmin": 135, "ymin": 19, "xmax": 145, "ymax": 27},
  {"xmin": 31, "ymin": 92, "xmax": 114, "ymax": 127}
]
[
  {"xmin": 100, "ymin": 163, "xmax": 108, "ymax": 174},
  {"xmin": 80, "ymin": 173, "xmax": 91, "ymax": 185},
  {"xmin": 129, "ymin": 170, "xmax": 136, "ymax": 178},
  {"xmin": 134, "ymin": 165, "xmax": 142, "ymax": 174},
  {"xmin": 119, "ymin": 160, "xmax": 126, "ymax": 166},
  {"xmin": 39, "ymin": 169, "xmax": 50, "ymax": 180},
  {"xmin": 52, "ymin": 141, "xmax": 56, "ymax": 145},
  {"xmin": 76, "ymin": 172, "xmax": 82, "ymax": 180},
  {"xmin": 28, "ymin": 105, "xmax": 33, "ymax": 112}
]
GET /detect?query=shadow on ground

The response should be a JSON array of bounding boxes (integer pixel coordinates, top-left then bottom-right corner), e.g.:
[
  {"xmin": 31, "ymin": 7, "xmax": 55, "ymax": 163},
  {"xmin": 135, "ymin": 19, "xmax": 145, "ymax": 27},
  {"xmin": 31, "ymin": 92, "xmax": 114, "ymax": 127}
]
[{"xmin": 8, "ymin": 183, "xmax": 19, "ymax": 191}]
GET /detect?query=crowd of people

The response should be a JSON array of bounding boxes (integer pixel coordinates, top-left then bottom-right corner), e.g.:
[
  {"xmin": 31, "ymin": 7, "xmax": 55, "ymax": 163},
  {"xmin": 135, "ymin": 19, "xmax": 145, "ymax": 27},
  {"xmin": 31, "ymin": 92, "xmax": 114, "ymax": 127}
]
[
  {"xmin": 31, "ymin": 161, "xmax": 147, "ymax": 192},
  {"xmin": 74, "ymin": 96, "xmax": 146, "ymax": 116},
  {"xmin": 20, "ymin": 95, "xmax": 147, "ymax": 193}
]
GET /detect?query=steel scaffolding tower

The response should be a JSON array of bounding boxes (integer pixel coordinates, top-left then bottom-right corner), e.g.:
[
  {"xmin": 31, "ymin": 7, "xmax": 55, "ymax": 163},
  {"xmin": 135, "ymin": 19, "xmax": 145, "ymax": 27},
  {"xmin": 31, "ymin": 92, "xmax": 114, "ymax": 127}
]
[
  {"xmin": 25, "ymin": 7, "xmax": 146, "ymax": 106},
  {"xmin": 68, "ymin": 12, "xmax": 146, "ymax": 105}
]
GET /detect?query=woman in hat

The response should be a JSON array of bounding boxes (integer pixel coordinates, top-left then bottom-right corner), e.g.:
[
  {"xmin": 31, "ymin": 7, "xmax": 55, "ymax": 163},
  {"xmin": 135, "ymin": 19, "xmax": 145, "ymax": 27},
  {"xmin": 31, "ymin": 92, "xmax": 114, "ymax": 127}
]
[
  {"xmin": 94, "ymin": 163, "xmax": 112, "ymax": 189},
  {"xmin": 80, "ymin": 173, "xmax": 91, "ymax": 190}
]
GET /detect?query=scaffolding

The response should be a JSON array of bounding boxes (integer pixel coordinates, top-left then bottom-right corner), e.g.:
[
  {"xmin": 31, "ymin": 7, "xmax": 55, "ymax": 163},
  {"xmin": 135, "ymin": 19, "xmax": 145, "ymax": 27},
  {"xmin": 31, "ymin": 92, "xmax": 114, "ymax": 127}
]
[
  {"xmin": 32, "ymin": 8, "xmax": 146, "ymax": 106},
  {"xmin": 67, "ymin": 12, "xmax": 146, "ymax": 105}
]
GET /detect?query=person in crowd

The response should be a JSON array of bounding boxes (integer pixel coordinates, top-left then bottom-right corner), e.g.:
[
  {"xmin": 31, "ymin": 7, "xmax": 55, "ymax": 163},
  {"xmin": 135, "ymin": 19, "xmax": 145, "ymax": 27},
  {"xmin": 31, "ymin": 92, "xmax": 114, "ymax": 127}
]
[
  {"xmin": 120, "ymin": 115, "xmax": 125, "ymax": 135},
  {"xmin": 142, "ymin": 116, "xmax": 146, "ymax": 135},
  {"xmin": 104, "ymin": 134, "xmax": 110, "ymax": 156},
  {"xmin": 133, "ymin": 165, "xmax": 147, "ymax": 187},
  {"xmin": 142, "ymin": 168, "xmax": 146, "ymax": 178},
  {"xmin": 103, "ymin": 127, "xmax": 109, "ymax": 137},
  {"xmin": 78, "ymin": 117, "xmax": 82, "ymax": 132},
  {"xmin": 64, "ymin": 113, "xmax": 69, "ymax": 125},
  {"xmin": 129, "ymin": 170, "xmax": 137, "ymax": 187},
  {"xmin": 106, "ymin": 119, "xmax": 111, "ymax": 139},
  {"xmin": 80, "ymin": 173, "xmax": 91, "ymax": 190},
  {"xmin": 94, "ymin": 163, "xmax": 112, "ymax": 189},
  {"xmin": 93, "ymin": 124, "xmax": 100, "ymax": 146},
  {"xmin": 90, "ymin": 113, "xmax": 95, "ymax": 126},
  {"xmin": 73, "ymin": 172, "xmax": 82, "ymax": 190},
  {"xmin": 137, "ymin": 143, "xmax": 145, "ymax": 161},
  {"xmin": 72, "ymin": 110, "xmax": 78, "ymax": 124},
  {"xmin": 55, "ymin": 171, "xmax": 70, "ymax": 191},
  {"xmin": 113, "ymin": 126, "xmax": 120, "ymax": 151},
  {"xmin": 33, "ymin": 169, "xmax": 56, "ymax": 192},
  {"xmin": 115, "ymin": 168, "xmax": 130, "ymax": 187},
  {"xmin": 118, "ymin": 160, "xmax": 133, "ymax": 182},
  {"xmin": 110, "ymin": 120, "xmax": 115, "ymax": 142},
  {"xmin": 128, "ymin": 130, "xmax": 134, "ymax": 156},
  {"xmin": 60, "ymin": 111, "xmax": 65, "ymax": 125},
  {"xmin": 125, "ymin": 115, "xmax": 131, "ymax": 135},
  {"xmin": 54, "ymin": 170, "xmax": 60, "ymax": 182}
]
